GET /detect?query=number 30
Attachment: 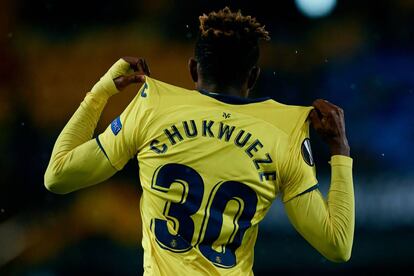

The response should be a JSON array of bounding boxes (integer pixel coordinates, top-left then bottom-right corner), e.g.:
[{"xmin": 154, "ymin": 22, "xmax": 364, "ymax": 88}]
[{"xmin": 151, "ymin": 163, "xmax": 258, "ymax": 268}]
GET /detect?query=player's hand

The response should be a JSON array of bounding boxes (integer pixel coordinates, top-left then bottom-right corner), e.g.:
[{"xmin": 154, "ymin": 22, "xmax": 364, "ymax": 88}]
[
  {"xmin": 309, "ymin": 99, "xmax": 350, "ymax": 156},
  {"xmin": 113, "ymin": 57, "xmax": 150, "ymax": 91},
  {"xmin": 91, "ymin": 57, "xmax": 150, "ymax": 98}
]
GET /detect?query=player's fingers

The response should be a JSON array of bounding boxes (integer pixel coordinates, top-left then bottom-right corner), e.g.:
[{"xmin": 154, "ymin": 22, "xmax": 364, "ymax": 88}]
[
  {"xmin": 113, "ymin": 76, "xmax": 125, "ymax": 90},
  {"xmin": 121, "ymin": 56, "xmax": 141, "ymax": 71},
  {"xmin": 312, "ymin": 99, "xmax": 333, "ymax": 116},
  {"xmin": 142, "ymin": 59, "xmax": 151, "ymax": 76},
  {"xmin": 119, "ymin": 57, "xmax": 150, "ymax": 76},
  {"xmin": 136, "ymin": 58, "xmax": 151, "ymax": 76},
  {"xmin": 124, "ymin": 73, "xmax": 145, "ymax": 85},
  {"xmin": 131, "ymin": 73, "xmax": 146, "ymax": 83},
  {"xmin": 321, "ymin": 99, "xmax": 344, "ymax": 114},
  {"xmin": 312, "ymin": 99, "xmax": 342, "ymax": 118},
  {"xmin": 138, "ymin": 59, "xmax": 145, "ymax": 73},
  {"xmin": 309, "ymin": 109, "xmax": 323, "ymax": 131},
  {"xmin": 114, "ymin": 74, "xmax": 145, "ymax": 90}
]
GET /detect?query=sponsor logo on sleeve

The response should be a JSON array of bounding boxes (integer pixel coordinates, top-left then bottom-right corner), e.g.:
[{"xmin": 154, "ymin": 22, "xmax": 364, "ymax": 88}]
[
  {"xmin": 301, "ymin": 138, "xmax": 315, "ymax": 166},
  {"xmin": 111, "ymin": 116, "xmax": 122, "ymax": 136}
]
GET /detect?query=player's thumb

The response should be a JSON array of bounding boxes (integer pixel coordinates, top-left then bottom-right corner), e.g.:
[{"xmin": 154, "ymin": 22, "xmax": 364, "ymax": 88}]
[
  {"xmin": 127, "ymin": 73, "xmax": 146, "ymax": 84},
  {"xmin": 114, "ymin": 73, "xmax": 146, "ymax": 91}
]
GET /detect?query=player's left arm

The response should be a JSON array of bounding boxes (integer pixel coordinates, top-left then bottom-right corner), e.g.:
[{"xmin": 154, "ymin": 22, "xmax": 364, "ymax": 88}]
[
  {"xmin": 44, "ymin": 57, "xmax": 149, "ymax": 194},
  {"xmin": 284, "ymin": 157, "xmax": 354, "ymax": 262},
  {"xmin": 282, "ymin": 100, "xmax": 354, "ymax": 262}
]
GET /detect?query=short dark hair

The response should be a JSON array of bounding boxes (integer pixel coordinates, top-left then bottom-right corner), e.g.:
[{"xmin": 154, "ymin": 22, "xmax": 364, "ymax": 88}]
[{"xmin": 195, "ymin": 7, "xmax": 270, "ymax": 86}]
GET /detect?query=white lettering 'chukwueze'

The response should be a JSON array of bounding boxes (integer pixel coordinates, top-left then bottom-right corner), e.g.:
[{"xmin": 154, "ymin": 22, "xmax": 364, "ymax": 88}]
[{"xmin": 149, "ymin": 119, "xmax": 276, "ymax": 182}]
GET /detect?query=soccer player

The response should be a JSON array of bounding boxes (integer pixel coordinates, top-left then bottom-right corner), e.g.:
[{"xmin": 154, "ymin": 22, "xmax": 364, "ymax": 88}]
[{"xmin": 44, "ymin": 7, "xmax": 354, "ymax": 275}]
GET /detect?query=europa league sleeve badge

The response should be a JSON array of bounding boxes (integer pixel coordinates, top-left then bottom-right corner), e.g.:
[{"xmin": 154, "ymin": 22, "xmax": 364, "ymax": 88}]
[{"xmin": 301, "ymin": 138, "xmax": 315, "ymax": 166}]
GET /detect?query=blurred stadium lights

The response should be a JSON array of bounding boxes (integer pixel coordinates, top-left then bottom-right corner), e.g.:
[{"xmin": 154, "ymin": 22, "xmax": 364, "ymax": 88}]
[{"xmin": 295, "ymin": 0, "xmax": 337, "ymax": 18}]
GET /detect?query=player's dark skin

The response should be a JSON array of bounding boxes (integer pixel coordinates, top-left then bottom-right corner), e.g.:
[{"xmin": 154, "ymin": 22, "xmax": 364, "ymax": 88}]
[{"xmin": 113, "ymin": 57, "xmax": 350, "ymax": 158}]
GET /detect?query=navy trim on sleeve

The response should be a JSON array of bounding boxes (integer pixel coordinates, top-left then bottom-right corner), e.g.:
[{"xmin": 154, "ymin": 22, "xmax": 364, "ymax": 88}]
[
  {"xmin": 297, "ymin": 184, "xmax": 319, "ymax": 197},
  {"xmin": 96, "ymin": 136, "xmax": 109, "ymax": 160}
]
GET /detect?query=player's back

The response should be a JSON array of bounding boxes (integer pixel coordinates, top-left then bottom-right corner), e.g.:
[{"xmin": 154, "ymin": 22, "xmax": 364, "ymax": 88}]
[{"xmin": 99, "ymin": 77, "xmax": 317, "ymax": 275}]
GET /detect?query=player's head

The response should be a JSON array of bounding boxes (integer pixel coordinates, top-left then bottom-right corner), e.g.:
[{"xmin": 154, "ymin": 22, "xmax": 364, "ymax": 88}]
[{"xmin": 189, "ymin": 7, "xmax": 270, "ymax": 97}]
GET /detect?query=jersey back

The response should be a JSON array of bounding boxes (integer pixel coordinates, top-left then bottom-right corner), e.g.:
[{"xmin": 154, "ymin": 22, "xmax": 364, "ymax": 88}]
[{"xmin": 98, "ymin": 77, "xmax": 317, "ymax": 275}]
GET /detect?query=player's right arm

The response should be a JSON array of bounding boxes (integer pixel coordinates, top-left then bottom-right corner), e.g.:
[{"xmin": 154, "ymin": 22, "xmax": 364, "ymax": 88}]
[
  {"xmin": 44, "ymin": 57, "xmax": 149, "ymax": 194},
  {"xmin": 283, "ymin": 100, "xmax": 354, "ymax": 262}
]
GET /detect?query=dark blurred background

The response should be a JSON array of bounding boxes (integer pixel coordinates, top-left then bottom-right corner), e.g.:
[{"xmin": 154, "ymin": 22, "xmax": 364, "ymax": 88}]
[{"xmin": 1, "ymin": 0, "xmax": 413, "ymax": 275}]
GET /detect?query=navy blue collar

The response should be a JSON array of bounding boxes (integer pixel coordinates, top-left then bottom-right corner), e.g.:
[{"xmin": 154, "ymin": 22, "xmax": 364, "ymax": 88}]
[{"xmin": 198, "ymin": 89, "xmax": 271, "ymax": 105}]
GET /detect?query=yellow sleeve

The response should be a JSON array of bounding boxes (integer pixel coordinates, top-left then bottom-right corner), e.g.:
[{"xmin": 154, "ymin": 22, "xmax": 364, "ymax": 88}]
[
  {"xmin": 45, "ymin": 139, "xmax": 116, "ymax": 194},
  {"xmin": 44, "ymin": 92, "xmax": 117, "ymax": 194},
  {"xmin": 44, "ymin": 59, "xmax": 135, "ymax": 193},
  {"xmin": 279, "ymin": 117, "xmax": 318, "ymax": 202},
  {"xmin": 284, "ymin": 155, "xmax": 355, "ymax": 262},
  {"xmin": 97, "ymin": 78, "xmax": 159, "ymax": 170}
]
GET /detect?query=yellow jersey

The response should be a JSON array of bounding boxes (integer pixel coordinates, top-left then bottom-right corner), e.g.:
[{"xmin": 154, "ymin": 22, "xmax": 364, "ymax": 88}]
[{"xmin": 98, "ymin": 77, "xmax": 318, "ymax": 275}]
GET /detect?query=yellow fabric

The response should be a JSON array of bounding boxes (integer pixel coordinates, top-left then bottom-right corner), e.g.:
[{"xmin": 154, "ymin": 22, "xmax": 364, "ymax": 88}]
[
  {"xmin": 98, "ymin": 77, "xmax": 319, "ymax": 275},
  {"xmin": 91, "ymin": 59, "xmax": 134, "ymax": 98},
  {"xmin": 45, "ymin": 65, "xmax": 354, "ymax": 274},
  {"xmin": 284, "ymin": 155, "xmax": 354, "ymax": 262}
]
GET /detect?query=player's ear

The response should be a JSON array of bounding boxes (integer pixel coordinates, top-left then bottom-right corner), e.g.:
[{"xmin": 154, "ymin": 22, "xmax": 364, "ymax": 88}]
[
  {"xmin": 247, "ymin": 66, "xmax": 260, "ymax": 91},
  {"xmin": 188, "ymin": 58, "xmax": 198, "ymax": 83}
]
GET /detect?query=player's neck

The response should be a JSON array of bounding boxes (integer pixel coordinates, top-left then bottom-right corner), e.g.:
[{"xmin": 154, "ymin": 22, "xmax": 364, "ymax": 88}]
[{"xmin": 196, "ymin": 82, "xmax": 248, "ymax": 98}]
